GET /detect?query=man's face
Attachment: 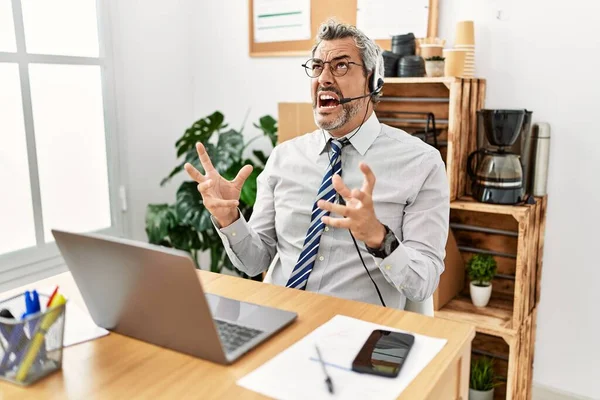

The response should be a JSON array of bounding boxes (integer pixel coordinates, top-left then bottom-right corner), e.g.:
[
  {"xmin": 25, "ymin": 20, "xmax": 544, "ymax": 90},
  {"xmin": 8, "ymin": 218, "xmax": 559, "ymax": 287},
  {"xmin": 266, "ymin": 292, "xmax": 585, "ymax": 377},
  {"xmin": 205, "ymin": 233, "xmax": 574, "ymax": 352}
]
[{"xmin": 311, "ymin": 38, "xmax": 370, "ymax": 135}]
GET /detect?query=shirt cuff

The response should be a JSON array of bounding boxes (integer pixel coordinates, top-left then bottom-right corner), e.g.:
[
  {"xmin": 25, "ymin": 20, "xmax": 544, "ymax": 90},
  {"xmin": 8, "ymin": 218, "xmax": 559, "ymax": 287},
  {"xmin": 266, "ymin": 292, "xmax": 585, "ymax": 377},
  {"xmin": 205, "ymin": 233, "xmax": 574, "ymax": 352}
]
[
  {"xmin": 210, "ymin": 212, "xmax": 251, "ymax": 246},
  {"xmin": 373, "ymin": 242, "xmax": 414, "ymax": 290}
]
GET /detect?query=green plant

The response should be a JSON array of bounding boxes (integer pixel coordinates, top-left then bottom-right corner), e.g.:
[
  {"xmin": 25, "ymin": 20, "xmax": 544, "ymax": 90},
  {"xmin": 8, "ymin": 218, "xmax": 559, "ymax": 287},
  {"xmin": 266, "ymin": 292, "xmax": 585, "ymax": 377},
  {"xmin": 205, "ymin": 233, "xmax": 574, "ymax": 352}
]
[
  {"xmin": 425, "ymin": 56, "xmax": 445, "ymax": 61},
  {"xmin": 470, "ymin": 356, "xmax": 502, "ymax": 391},
  {"xmin": 466, "ymin": 254, "xmax": 497, "ymax": 286},
  {"xmin": 145, "ymin": 111, "xmax": 277, "ymax": 277}
]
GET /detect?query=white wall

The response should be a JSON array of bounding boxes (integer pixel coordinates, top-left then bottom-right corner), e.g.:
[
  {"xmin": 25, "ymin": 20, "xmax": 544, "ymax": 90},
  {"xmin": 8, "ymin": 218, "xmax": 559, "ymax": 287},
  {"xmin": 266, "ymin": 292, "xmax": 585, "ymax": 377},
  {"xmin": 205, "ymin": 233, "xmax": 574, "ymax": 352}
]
[
  {"xmin": 439, "ymin": 2, "xmax": 600, "ymax": 398},
  {"xmin": 190, "ymin": 1, "xmax": 310, "ymax": 141},
  {"xmin": 113, "ymin": 1, "xmax": 600, "ymax": 398},
  {"xmin": 109, "ymin": 0, "xmax": 195, "ymax": 240}
]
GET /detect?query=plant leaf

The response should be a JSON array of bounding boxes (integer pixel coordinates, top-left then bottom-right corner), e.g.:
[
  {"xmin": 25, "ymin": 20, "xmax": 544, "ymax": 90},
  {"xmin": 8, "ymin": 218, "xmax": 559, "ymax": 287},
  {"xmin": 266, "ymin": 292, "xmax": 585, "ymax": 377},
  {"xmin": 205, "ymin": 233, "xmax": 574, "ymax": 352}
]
[
  {"xmin": 240, "ymin": 168, "xmax": 260, "ymax": 206},
  {"xmin": 168, "ymin": 225, "xmax": 202, "ymax": 252},
  {"xmin": 145, "ymin": 204, "xmax": 178, "ymax": 244},
  {"xmin": 252, "ymin": 150, "xmax": 269, "ymax": 166},
  {"xmin": 253, "ymin": 115, "xmax": 278, "ymax": 147},
  {"xmin": 175, "ymin": 181, "xmax": 212, "ymax": 232},
  {"xmin": 161, "ymin": 146, "xmax": 205, "ymax": 187},
  {"xmin": 197, "ymin": 130, "xmax": 244, "ymax": 175},
  {"xmin": 175, "ymin": 111, "xmax": 226, "ymax": 158}
]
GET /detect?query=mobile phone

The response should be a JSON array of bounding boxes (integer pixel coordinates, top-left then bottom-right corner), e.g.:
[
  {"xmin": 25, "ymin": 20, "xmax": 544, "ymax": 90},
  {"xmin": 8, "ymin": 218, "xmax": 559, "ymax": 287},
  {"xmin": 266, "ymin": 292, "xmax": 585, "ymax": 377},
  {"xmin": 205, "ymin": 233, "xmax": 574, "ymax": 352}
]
[{"xmin": 351, "ymin": 329, "xmax": 415, "ymax": 378}]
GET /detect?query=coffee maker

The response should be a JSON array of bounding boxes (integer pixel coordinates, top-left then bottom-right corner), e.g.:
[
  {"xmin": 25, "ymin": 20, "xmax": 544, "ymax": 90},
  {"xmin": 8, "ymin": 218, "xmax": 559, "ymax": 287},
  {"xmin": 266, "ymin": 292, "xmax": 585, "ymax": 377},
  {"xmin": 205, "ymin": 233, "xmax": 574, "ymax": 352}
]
[{"xmin": 467, "ymin": 109, "xmax": 533, "ymax": 204}]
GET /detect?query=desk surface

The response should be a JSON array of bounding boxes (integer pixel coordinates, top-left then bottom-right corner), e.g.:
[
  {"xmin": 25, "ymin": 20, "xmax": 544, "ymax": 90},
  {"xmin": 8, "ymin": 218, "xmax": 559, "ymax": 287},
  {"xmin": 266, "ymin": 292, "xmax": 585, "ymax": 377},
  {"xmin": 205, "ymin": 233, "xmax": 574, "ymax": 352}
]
[{"xmin": 0, "ymin": 271, "xmax": 474, "ymax": 399}]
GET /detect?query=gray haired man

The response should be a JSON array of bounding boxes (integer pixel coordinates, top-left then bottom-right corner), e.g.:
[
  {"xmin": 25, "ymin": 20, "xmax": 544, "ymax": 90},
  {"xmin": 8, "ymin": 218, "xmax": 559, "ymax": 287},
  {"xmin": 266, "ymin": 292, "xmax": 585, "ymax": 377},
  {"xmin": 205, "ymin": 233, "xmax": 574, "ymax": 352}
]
[{"xmin": 184, "ymin": 20, "xmax": 449, "ymax": 309}]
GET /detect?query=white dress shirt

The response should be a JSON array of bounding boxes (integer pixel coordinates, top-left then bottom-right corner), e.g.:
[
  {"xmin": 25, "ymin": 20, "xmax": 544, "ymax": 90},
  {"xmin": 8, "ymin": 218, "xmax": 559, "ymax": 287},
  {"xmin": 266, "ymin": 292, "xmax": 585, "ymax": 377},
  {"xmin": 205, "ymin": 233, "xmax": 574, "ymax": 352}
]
[{"xmin": 213, "ymin": 113, "xmax": 449, "ymax": 309}]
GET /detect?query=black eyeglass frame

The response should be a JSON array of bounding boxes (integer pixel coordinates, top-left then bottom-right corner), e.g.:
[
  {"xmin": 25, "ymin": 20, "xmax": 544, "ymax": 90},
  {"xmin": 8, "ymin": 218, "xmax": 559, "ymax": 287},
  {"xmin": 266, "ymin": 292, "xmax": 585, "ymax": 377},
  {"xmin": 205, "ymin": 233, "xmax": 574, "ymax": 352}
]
[{"xmin": 301, "ymin": 58, "xmax": 364, "ymax": 78}]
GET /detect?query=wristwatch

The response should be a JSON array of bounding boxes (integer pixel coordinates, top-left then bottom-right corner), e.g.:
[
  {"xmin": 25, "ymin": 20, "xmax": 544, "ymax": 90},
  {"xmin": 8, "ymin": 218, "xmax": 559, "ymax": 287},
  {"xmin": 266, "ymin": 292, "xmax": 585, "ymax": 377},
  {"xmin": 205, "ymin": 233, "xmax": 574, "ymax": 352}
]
[{"xmin": 366, "ymin": 224, "xmax": 400, "ymax": 259}]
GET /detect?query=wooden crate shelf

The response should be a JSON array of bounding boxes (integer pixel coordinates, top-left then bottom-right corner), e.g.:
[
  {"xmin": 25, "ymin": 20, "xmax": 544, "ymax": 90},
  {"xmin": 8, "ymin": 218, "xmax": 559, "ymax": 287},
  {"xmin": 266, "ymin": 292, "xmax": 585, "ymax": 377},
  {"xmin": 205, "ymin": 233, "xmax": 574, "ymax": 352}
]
[
  {"xmin": 436, "ymin": 196, "xmax": 547, "ymax": 336},
  {"xmin": 378, "ymin": 78, "xmax": 486, "ymax": 201},
  {"xmin": 469, "ymin": 308, "xmax": 538, "ymax": 400},
  {"xmin": 436, "ymin": 294, "xmax": 515, "ymax": 338},
  {"xmin": 436, "ymin": 197, "xmax": 547, "ymax": 400}
]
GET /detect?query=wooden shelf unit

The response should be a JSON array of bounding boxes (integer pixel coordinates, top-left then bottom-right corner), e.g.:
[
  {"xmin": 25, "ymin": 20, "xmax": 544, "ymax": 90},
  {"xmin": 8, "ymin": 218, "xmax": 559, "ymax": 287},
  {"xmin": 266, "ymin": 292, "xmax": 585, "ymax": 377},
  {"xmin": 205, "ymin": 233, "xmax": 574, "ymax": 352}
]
[
  {"xmin": 435, "ymin": 196, "xmax": 547, "ymax": 400},
  {"xmin": 436, "ymin": 196, "xmax": 547, "ymax": 334},
  {"xmin": 377, "ymin": 78, "xmax": 486, "ymax": 201}
]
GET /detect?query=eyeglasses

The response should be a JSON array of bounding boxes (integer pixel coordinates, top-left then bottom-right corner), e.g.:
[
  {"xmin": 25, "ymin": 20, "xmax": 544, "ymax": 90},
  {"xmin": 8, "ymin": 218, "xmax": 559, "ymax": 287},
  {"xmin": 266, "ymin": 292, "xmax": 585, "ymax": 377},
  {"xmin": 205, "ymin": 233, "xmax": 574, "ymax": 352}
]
[{"xmin": 301, "ymin": 58, "xmax": 363, "ymax": 78}]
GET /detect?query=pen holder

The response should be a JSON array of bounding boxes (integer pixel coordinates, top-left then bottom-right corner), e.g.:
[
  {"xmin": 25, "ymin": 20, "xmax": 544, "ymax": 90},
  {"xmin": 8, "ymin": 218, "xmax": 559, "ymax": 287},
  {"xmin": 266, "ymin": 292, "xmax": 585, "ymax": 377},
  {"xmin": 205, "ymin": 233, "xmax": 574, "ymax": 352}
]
[{"xmin": 0, "ymin": 293, "xmax": 66, "ymax": 386}]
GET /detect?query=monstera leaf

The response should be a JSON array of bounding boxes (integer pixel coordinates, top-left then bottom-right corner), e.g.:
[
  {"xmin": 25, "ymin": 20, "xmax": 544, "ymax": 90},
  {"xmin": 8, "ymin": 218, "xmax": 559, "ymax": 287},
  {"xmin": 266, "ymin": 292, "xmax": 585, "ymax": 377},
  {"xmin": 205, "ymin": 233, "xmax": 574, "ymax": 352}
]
[
  {"xmin": 175, "ymin": 111, "xmax": 227, "ymax": 158},
  {"xmin": 254, "ymin": 115, "xmax": 278, "ymax": 147},
  {"xmin": 161, "ymin": 149, "xmax": 202, "ymax": 187},
  {"xmin": 168, "ymin": 225, "xmax": 202, "ymax": 253},
  {"xmin": 175, "ymin": 181, "xmax": 212, "ymax": 232},
  {"xmin": 252, "ymin": 150, "xmax": 268, "ymax": 167},
  {"xmin": 145, "ymin": 204, "xmax": 178, "ymax": 244},
  {"xmin": 146, "ymin": 111, "xmax": 278, "ymax": 275},
  {"xmin": 207, "ymin": 129, "xmax": 244, "ymax": 173}
]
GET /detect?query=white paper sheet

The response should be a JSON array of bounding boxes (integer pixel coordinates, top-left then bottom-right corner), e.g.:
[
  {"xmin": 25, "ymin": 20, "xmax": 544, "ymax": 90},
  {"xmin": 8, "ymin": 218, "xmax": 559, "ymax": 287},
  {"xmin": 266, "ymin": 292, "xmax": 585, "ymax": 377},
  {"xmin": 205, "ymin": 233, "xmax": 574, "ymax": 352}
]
[
  {"xmin": 253, "ymin": 0, "xmax": 311, "ymax": 43},
  {"xmin": 62, "ymin": 301, "xmax": 109, "ymax": 347},
  {"xmin": 357, "ymin": 0, "xmax": 429, "ymax": 40},
  {"xmin": 237, "ymin": 315, "xmax": 447, "ymax": 400},
  {"xmin": 38, "ymin": 287, "xmax": 109, "ymax": 347}
]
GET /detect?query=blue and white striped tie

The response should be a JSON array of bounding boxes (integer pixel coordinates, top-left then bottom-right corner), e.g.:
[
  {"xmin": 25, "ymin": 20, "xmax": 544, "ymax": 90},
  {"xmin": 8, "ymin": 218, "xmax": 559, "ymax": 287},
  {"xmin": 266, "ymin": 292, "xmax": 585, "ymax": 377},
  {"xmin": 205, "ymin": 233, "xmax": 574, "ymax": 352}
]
[{"xmin": 286, "ymin": 138, "xmax": 349, "ymax": 290}]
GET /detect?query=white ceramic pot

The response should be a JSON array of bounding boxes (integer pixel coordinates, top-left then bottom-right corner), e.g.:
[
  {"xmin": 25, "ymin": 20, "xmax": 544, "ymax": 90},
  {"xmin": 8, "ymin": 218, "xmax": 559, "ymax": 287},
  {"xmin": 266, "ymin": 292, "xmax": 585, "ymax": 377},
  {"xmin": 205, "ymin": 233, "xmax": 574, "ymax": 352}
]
[
  {"xmin": 470, "ymin": 281, "xmax": 492, "ymax": 307},
  {"xmin": 425, "ymin": 60, "xmax": 445, "ymax": 77},
  {"xmin": 469, "ymin": 388, "xmax": 494, "ymax": 400}
]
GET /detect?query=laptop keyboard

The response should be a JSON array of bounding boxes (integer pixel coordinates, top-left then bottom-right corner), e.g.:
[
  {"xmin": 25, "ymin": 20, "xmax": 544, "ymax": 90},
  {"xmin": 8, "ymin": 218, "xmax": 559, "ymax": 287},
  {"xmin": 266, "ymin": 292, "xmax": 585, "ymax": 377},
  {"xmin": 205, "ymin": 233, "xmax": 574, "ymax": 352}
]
[{"xmin": 214, "ymin": 319, "xmax": 263, "ymax": 354}]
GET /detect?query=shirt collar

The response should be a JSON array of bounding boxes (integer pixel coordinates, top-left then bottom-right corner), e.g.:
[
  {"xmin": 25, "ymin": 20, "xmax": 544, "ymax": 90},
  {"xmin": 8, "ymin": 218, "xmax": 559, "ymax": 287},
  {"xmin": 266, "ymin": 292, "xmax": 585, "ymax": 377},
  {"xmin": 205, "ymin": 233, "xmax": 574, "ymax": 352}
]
[{"xmin": 317, "ymin": 113, "xmax": 381, "ymax": 157}]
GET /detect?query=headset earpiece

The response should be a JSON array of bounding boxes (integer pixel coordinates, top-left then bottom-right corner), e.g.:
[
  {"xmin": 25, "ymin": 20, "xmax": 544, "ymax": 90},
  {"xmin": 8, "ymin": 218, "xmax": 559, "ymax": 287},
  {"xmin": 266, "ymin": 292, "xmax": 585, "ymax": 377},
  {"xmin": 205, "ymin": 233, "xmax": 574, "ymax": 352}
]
[{"xmin": 369, "ymin": 48, "xmax": 384, "ymax": 94}]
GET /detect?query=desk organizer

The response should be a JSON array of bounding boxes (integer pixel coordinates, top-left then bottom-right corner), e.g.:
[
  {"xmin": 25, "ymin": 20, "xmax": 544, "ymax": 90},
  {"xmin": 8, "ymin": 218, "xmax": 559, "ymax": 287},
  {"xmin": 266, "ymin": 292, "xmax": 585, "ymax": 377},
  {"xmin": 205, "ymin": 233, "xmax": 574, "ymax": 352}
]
[{"xmin": 0, "ymin": 293, "xmax": 66, "ymax": 386}]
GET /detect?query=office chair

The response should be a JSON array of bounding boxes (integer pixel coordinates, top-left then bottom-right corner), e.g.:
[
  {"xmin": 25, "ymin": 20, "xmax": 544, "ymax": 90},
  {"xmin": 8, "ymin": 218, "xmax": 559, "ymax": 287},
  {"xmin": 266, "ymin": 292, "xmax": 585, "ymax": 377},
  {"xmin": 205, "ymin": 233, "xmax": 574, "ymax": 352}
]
[{"xmin": 262, "ymin": 254, "xmax": 434, "ymax": 316}]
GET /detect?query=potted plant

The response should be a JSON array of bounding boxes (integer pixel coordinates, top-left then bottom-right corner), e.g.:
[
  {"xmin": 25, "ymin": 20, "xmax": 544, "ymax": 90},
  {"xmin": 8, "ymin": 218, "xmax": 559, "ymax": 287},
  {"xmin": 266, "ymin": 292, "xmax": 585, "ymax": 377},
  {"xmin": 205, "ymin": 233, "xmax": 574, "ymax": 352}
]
[
  {"xmin": 425, "ymin": 56, "xmax": 445, "ymax": 77},
  {"xmin": 466, "ymin": 254, "xmax": 497, "ymax": 307},
  {"xmin": 145, "ymin": 111, "xmax": 277, "ymax": 278},
  {"xmin": 469, "ymin": 357, "xmax": 500, "ymax": 400}
]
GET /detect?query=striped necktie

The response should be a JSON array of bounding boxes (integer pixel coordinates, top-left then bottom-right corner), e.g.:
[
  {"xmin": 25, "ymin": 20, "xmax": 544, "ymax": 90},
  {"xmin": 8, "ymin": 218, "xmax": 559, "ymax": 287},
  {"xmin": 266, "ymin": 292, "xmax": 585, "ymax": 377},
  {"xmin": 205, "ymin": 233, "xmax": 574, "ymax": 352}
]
[{"xmin": 286, "ymin": 138, "xmax": 349, "ymax": 290}]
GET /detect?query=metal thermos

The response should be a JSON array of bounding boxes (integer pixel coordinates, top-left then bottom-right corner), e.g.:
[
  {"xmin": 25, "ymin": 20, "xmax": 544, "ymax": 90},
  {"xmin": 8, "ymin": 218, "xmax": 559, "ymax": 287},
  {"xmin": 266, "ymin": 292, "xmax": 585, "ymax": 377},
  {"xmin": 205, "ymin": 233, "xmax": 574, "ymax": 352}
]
[{"xmin": 530, "ymin": 123, "xmax": 551, "ymax": 196}]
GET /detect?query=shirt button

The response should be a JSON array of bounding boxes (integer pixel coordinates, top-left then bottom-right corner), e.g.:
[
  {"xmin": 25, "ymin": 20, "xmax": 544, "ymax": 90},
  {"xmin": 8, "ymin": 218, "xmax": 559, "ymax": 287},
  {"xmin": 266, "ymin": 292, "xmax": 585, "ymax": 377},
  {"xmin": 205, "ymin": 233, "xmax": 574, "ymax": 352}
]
[
  {"xmin": 324, "ymin": 227, "xmax": 329, "ymax": 232},
  {"xmin": 385, "ymin": 265, "xmax": 391, "ymax": 270},
  {"xmin": 231, "ymin": 232, "xmax": 237, "ymax": 237},
  {"xmin": 319, "ymin": 256, "xmax": 324, "ymax": 261}
]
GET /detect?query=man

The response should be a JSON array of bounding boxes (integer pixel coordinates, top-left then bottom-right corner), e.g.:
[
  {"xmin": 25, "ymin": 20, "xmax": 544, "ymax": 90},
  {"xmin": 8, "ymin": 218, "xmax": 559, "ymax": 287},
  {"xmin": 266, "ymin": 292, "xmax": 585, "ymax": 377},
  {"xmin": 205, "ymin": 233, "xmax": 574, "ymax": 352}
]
[{"xmin": 184, "ymin": 20, "xmax": 449, "ymax": 309}]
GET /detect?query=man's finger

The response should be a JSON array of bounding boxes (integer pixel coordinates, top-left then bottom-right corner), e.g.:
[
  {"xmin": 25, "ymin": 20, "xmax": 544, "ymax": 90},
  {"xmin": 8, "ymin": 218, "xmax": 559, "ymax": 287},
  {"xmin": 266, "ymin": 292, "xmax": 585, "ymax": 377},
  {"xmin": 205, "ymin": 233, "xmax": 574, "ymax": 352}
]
[
  {"xmin": 205, "ymin": 198, "xmax": 239, "ymax": 209},
  {"xmin": 317, "ymin": 199, "xmax": 351, "ymax": 217},
  {"xmin": 359, "ymin": 162, "xmax": 376, "ymax": 195},
  {"xmin": 351, "ymin": 188, "xmax": 367, "ymax": 203},
  {"xmin": 321, "ymin": 216, "xmax": 352, "ymax": 229},
  {"xmin": 196, "ymin": 142, "xmax": 216, "ymax": 173},
  {"xmin": 233, "ymin": 164, "xmax": 254, "ymax": 188},
  {"xmin": 197, "ymin": 180, "xmax": 213, "ymax": 193},
  {"xmin": 332, "ymin": 174, "xmax": 352, "ymax": 198},
  {"xmin": 185, "ymin": 162, "xmax": 206, "ymax": 183}
]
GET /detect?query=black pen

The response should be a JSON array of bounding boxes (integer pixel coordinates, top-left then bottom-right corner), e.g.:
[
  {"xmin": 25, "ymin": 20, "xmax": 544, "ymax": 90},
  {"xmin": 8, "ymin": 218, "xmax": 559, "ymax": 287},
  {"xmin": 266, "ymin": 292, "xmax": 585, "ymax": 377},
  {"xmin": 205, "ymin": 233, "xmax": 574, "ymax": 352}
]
[{"xmin": 315, "ymin": 344, "xmax": 334, "ymax": 394}]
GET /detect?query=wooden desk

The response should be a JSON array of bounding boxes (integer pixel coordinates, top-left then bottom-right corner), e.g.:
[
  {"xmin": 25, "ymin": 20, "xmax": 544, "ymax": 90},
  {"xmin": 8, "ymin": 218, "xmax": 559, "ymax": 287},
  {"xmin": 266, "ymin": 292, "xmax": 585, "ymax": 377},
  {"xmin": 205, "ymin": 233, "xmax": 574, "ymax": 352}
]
[{"xmin": 0, "ymin": 271, "xmax": 474, "ymax": 400}]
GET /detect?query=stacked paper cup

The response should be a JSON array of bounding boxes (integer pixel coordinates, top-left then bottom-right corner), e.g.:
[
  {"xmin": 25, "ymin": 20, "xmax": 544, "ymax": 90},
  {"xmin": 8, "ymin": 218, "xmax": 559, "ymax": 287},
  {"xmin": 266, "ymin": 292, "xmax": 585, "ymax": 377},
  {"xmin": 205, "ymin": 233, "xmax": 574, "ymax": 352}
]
[{"xmin": 455, "ymin": 21, "xmax": 475, "ymax": 77}]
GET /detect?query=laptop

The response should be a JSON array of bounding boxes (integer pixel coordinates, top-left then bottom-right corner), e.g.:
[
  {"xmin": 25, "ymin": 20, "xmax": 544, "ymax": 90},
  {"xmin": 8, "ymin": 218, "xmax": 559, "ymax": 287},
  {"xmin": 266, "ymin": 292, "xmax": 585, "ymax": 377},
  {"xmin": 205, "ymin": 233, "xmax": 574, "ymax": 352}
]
[{"xmin": 51, "ymin": 229, "xmax": 297, "ymax": 365}]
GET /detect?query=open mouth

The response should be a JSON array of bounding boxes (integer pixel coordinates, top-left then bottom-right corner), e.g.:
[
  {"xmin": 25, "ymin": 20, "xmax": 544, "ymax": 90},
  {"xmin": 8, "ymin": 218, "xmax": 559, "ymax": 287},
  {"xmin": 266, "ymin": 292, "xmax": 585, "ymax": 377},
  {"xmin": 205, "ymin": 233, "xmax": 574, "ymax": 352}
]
[{"xmin": 318, "ymin": 91, "xmax": 340, "ymax": 110}]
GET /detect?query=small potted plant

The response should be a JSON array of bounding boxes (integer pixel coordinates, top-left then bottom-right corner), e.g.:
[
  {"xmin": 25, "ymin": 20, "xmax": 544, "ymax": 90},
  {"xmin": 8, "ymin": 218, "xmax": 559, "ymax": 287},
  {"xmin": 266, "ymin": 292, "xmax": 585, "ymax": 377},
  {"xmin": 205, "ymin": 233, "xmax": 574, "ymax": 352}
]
[
  {"xmin": 469, "ymin": 357, "xmax": 500, "ymax": 400},
  {"xmin": 425, "ymin": 56, "xmax": 445, "ymax": 77},
  {"xmin": 466, "ymin": 254, "xmax": 497, "ymax": 307}
]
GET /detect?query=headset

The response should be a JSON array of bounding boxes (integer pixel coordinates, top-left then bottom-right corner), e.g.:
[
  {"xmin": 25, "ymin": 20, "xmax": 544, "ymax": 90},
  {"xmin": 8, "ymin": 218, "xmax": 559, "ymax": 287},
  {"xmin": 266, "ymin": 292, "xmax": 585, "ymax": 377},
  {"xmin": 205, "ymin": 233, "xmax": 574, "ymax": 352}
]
[{"xmin": 339, "ymin": 50, "xmax": 385, "ymax": 105}]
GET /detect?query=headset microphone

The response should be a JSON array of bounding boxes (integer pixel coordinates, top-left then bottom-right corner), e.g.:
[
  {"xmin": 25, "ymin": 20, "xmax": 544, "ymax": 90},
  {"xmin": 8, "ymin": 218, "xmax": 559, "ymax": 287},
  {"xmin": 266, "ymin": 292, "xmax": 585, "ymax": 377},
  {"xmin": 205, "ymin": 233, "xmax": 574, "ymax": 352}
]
[{"xmin": 338, "ymin": 77, "xmax": 384, "ymax": 105}]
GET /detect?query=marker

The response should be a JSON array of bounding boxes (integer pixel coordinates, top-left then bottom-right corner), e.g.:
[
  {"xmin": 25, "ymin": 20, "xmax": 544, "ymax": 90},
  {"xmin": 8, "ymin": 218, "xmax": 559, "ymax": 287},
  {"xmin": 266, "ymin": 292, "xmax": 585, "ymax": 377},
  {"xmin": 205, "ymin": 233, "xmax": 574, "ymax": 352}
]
[{"xmin": 46, "ymin": 286, "xmax": 59, "ymax": 308}]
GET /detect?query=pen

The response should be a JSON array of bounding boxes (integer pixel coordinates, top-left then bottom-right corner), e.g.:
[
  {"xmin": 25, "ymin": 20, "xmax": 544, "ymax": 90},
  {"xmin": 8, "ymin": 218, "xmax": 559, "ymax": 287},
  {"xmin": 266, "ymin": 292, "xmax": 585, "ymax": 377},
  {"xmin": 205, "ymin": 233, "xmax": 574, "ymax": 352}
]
[
  {"xmin": 315, "ymin": 344, "xmax": 334, "ymax": 394},
  {"xmin": 46, "ymin": 286, "xmax": 59, "ymax": 307}
]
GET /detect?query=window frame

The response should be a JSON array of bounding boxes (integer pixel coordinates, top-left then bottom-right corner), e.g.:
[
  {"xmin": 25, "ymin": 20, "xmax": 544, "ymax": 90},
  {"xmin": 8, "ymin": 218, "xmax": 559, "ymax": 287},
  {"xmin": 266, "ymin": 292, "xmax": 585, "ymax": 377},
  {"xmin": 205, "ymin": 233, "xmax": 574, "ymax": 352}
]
[{"xmin": 0, "ymin": 0, "xmax": 125, "ymax": 290}]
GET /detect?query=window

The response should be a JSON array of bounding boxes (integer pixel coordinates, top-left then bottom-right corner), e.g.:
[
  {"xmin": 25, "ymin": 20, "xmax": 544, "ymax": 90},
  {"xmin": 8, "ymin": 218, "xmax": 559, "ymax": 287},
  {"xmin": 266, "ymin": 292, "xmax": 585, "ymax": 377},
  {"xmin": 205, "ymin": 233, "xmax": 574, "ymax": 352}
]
[{"xmin": 0, "ymin": 0, "xmax": 122, "ymax": 287}]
